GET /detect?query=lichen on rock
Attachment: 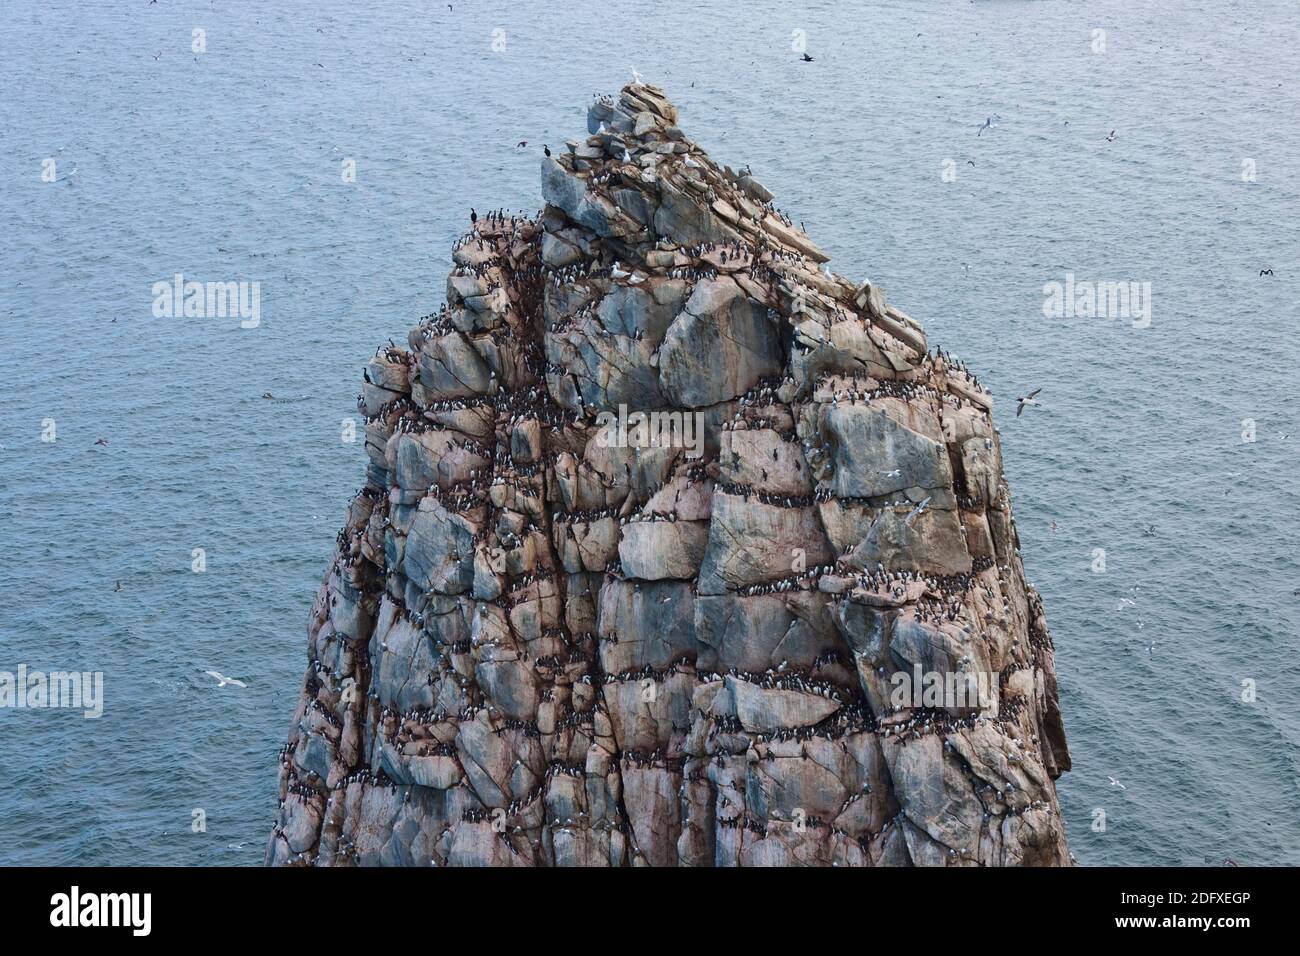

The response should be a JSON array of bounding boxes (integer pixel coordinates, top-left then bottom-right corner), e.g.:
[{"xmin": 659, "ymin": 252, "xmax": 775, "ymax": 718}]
[{"xmin": 267, "ymin": 83, "xmax": 1071, "ymax": 867}]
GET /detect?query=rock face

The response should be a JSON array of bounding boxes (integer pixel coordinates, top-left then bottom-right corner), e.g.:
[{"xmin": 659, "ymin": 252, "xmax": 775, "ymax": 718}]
[{"xmin": 267, "ymin": 84, "xmax": 1072, "ymax": 867}]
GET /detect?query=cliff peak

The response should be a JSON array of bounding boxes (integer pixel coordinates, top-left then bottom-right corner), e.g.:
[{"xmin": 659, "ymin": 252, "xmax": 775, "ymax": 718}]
[{"xmin": 268, "ymin": 86, "xmax": 1071, "ymax": 867}]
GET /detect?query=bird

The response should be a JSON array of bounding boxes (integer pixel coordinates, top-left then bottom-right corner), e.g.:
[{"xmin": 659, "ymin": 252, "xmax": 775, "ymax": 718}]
[
  {"xmin": 1015, "ymin": 388, "xmax": 1042, "ymax": 417},
  {"xmin": 515, "ymin": 140, "xmax": 527, "ymax": 148},
  {"xmin": 1117, "ymin": 597, "xmax": 1136, "ymax": 610},
  {"xmin": 630, "ymin": 67, "xmax": 643, "ymax": 84},
  {"xmin": 976, "ymin": 115, "xmax": 1000, "ymax": 136},
  {"xmin": 1141, "ymin": 524, "xmax": 1156, "ymax": 537},
  {"xmin": 470, "ymin": 208, "xmax": 477, "ymax": 224},
  {"xmin": 904, "ymin": 497, "xmax": 931, "ymax": 528},
  {"xmin": 800, "ymin": 53, "xmax": 814, "ymax": 62},
  {"xmin": 1260, "ymin": 269, "xmax": 1273, "ymax": 276},
  {"xmin": 1107, "ymin": 776, "xmax": 1126, "ymax": 790},
  {"xmin": 151, "ymin": 51, "xmax": 162, "ymax": 60},
  {"xmin": 1106, "ymin": 129, "xmax": 1117, "ymax": 142},
  {"xmin": 205, "ymin": 671, "xmax": 247, "ymax": 688},
  {"xmin": 1144, "ymin": 640, "xmax": 1156, "ymax": 657},
  {"xmin": 93, "ymin": 438, "xmax": 109, "ymax": 446},
  {"xmin": 543, "ymin": 145, "xmax": 551, "ymax": 157},
  {"xmin": 114, "ymin": 581, "xmax": 124, "ymax": 593},
  {"xmin": 966, "ymin": 159, "xmax": 975, "ymax": 166}
]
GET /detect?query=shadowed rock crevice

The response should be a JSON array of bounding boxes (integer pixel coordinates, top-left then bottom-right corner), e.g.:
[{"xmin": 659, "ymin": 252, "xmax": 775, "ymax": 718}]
[{"xmin": 268, "ymin": 83, "xmax": 1071, "ymax": 867}]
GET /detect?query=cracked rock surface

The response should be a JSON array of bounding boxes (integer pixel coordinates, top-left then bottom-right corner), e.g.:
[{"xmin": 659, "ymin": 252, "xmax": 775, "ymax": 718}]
[{"xmin": 267, "ymin": 84, "xmax": 1072, "ymax": 867}]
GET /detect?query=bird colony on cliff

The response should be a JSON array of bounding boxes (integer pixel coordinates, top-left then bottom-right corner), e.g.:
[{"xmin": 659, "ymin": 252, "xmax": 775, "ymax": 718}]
[{"xmin": 268, "ymin": 83, "xmax": 1072, "ymax": 867}]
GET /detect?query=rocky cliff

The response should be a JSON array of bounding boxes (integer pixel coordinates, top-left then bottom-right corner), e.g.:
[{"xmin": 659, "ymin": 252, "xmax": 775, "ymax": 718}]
[{"xmin": 267, "ymin": 84, "xmax": 1072, "ymax": 867}]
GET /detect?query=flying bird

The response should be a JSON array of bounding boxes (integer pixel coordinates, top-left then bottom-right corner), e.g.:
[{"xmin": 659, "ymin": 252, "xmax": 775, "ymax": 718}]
[
  {"xmin": 93, "ymin": 438, "xmax": 109, "ymax": 446},
  {"xmin": 1107, "ymin": 776, "xmax": 1126, "ymax": 790},
  {"xmin": 1015, "ymin": 388, "xmax": 1042, "ymax": 417},
  {"xmin": 904, "ymin": 497, "xmax": 931, "ymax": 528},
  {"xmin": 205, "ymin": 671, "xmax": 247, "ymax": 688},
  {"xmin": 1260, "ymin": 269, "xmax": 1273, "ymax": 276},
  {"xmin": 1106, "ymin": 129, "xmax": 1117, "ymax": 142},
  {"xmin": 801, "ymin": 53, "xmax": 814, "ymax": 62},
  {"xmin": 976, "ymin": 115, "xmax": 1001, "ymax": 136}
]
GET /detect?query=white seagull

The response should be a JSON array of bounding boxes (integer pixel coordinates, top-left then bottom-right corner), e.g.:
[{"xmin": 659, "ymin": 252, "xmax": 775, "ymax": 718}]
[
  {"xmin": 1107, "ymin": 776, "xmax": 1126, "ymax": 790},
  {"xmin": 904, "ymin": 497, "xmax": 931, "ymax": 528},
  {"xmin": 205, "ymin": 670, "xmax": 247, "ymax": 688}
]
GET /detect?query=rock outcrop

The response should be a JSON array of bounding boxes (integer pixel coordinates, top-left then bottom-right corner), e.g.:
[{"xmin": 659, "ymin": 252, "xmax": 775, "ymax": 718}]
[{"xmin": 267, "ymin": 84, "xmax": 1072, "ymax": 867}]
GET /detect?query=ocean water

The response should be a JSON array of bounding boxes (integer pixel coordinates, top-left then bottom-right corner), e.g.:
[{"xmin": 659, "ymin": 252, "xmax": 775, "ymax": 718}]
[{"xmin": 1, "ymin": 0, "xmax": 1297, "ymax": 866}]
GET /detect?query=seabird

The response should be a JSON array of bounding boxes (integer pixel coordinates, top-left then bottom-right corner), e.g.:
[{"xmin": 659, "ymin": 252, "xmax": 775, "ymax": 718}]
[
  {"xmin": 114, "ymin": 581, "xmax": 124, "ymax": 593},
  {"xmin": 93, "ymin": 437, "xmax": 109, "ymax": 446},
  {"xmin": 205, "ymin": 670, "xmax": 248, "ymax": 688},
  {"xmin": 1015, "ymin": 388, "xmax": 1042, "ymax": 417},
  {"xmin": 904, "ymin": 497, "xmax": 931, "ymax": 528},
  {"xmin": 976, "ymin": 115, "xmax": 999, "ymax": 137},
  {"xmin": 543, "ymin": 145, "xmax": 551, "ymax": 157},
  {"xmin": 1106, "ymin": 129, "xmax": 1116, "ymax": 142},
  {"xmin": 800, "ymin": 53, "xmax": 814, "ymax": 62},
  {"xmin": 1107, "ymin": 776, "xmax": 1126, "ymax": 790}
]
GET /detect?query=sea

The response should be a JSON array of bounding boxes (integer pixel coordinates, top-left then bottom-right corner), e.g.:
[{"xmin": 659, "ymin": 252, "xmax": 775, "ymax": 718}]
[{"xmin": 1, "ymin": 0, "xmax": 1297, "ymax": 866}]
